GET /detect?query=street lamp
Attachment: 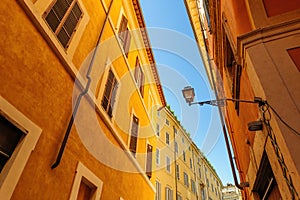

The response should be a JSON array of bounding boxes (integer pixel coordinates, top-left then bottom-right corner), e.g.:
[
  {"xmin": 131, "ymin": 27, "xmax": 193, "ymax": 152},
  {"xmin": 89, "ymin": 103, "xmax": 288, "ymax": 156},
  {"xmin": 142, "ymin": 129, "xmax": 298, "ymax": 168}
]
[
  {"xmin": 182, "ymin": 86, "xmax": 265, "ymax": 189},
  {"xmin": 182, "ymin": 86, "xmax": 265, "ymax": 107}
]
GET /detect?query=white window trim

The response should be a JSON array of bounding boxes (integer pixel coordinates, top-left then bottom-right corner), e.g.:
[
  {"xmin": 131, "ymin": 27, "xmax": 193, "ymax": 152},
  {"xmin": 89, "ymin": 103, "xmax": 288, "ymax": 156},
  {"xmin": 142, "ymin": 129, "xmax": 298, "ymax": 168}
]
[
  {"xmin": 156, "ymin": 148, "xmax": 160, "ymax": 166},
  {"xmin": 0, "ymin": 96, "xmax": 42, "ymax": 200},
  {"xmin": 69, "ymin": 162, "xmax": 103, "ymax": 200},
  {"xmin": 97, "ymin": 60, "xmax": 121, "ymax": 120},
  {"xmin": 18, "ymin": 0, "xmax": 90, "ymax": 60},
  {"xmin": 127, "ymin": 108, "xmax": 138, "ymax": 153},
  {"xmin": 166, "ymin": 156, "xmax": 171, "ymax": 173}
]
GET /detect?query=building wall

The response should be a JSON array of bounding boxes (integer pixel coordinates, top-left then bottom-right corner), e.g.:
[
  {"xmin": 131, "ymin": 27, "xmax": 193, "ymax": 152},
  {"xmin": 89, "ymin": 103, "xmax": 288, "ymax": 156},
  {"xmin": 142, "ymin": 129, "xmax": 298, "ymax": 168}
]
[
  {"xmin": 155, "ymin": 107, "xmax": 222, "ymax": 200},
  {"xmin": 0, "ymin": 0, "xmax": 165, "ymax": 199},
  {"xmin": 185, "ymin": 0, "xmax": 300, "ymax": 199}
]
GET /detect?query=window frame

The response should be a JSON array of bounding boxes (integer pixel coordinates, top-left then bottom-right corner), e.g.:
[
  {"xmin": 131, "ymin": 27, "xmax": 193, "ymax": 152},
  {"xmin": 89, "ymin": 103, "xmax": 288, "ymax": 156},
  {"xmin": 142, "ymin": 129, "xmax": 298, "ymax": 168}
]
[
  {"xmin": 0, "ymin": 96, "xmax": 42, "ymax": 200},
  {"xmin": 156, "ymin": 148, "xmax": 160, "ymax": 166},
  {"xmin": 166, "ymin": 156, "xmax": 171, "ymax": 173},
  {"xmin": 134, "ymin": 57, "xmax": 145, "ymax": 97},
  {"xmin": 101, "ymin": 68, "xmax": 119, "ymax": 118},
  {"xmin": 118, "ymin": 14, "xmax": 131, "ymax": 57},
  {"xmin": 69, "ymin": 162, "xmax": 103, "ymax": 200},
  {"xmin": 18, "ymin": 0, "xmax": 89, "ymax": 59},
  {"xmin": 43, "ymin": 0, "xmax": 84, "ymax": 49},
  {"xmin": 129, "ymin": 114, "xmax": 139, "ymax": 156},
  {"xmin": 166, "ymin": 132, "xmax": 170, "ymax": 145}
]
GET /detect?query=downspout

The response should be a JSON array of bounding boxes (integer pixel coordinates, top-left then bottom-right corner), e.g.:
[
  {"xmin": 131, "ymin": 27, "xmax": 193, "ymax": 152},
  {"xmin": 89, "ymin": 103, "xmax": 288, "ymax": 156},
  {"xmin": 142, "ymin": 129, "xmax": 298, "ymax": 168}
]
[
  {"xmin": 194, "ymin": 0, "xmax": 246, "ymax": 190},
  {"xmin": 51, "ymin": 0, "xmax": 115, "ymax": 169},
  {"xmin": 173, "ymin": 126, "xmax": 178, "ymax": 199}
]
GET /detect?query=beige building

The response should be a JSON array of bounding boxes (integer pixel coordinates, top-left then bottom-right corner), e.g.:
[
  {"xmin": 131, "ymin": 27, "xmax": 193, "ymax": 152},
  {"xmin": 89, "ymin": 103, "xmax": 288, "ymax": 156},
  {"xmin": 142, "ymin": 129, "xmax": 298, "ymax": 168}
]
[
  {"xmin": 155, "ymin": 106, "xmax": 222, "ymax": 200},
  {"xmin": 222, "ymin": 184, "xmax": 242, "ymax": 200}
]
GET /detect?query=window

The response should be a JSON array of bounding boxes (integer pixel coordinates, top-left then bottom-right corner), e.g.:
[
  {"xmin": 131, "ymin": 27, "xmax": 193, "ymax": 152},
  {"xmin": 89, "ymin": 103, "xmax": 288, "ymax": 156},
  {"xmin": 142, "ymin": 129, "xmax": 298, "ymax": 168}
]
[
  {"xmin": 189, "ymin": 158, "xmax": 193, "ymax": 169},
  {"xmin": 288, "ymin": 47, "xmax": 300, "ymax": 72},
  {"xmin": 0, "ymin": 116, "xmax": 24, "ymax": 173},
  {"xmin": 253, "ymin": 152, "xmax": 282, "ymax": 199},
  {"xmin": 129, "ymin": 115, "xmax": 139, "ymax": 155},
  {"xmin": 191, "ymin": 179, "xmax": 196, "ymax": 194},
  {"xmin": 165, "ymin": 119, "xmax": 169, "ymax": 125},
  {"xmin": 166, "ymin": 156, "xmax": 171, "ymax": 172},
  {"xmin": 184, "ymin": 172, "xmax": 189, "ymax": 187},
  {"xmin": 77, "ymin": 178, "xmax": 95, "ymax": 200},
  {"xmin": 156, "ymin": 124, "xmax": 160, "ymax": 136},
  {"xmin": 156, "ymin": 148, "xmax": 160, "ymax": 165},
  {"xmin": 134, "ymin": 57, "xmax": 145, "ymax": 97},
  {"xmin": 201, "ymin": 188, "xmax": 206, "ymax": 200},
  {"xmin": 176, "ymin": 193, "xmax": 182, "ymax": 200},
  {"xmin": 183, "ymin": 151, "xmax": 186, "ymax": 162},
  {"xmin": 69, "ymin": 162, "xmax": 103, "ymax": 200},
  {"xmin": 44, "ymin": 0, "xmax": 83, "ymax": 49},
  {"xmin": 0, "ymin": 97, "xmax": 41, "ymax": 200},
  {"xmin": 155, "ymin": 181, "xmax": 161, "ymax": 200},
  {"xmin": 175, "ymin": 141, "xmax": 178, "ymax": 154},
  {"xmin": 202, "ymin": 0, "xmax": 211, "ymax": 32},
  {"xmin": 173, "ymin": 126, "xmax": 177, "ymax": 134},
  {"xmin": 146, "ymin": 144, "xmax": 153, "ymax": 179},
  {"xmin": 101, "ymin": 69, "xmax": 118, "ymax": 118},
  {"xmin": 176, "ymin": 164, "xmax": 180, "ymax": 180},
  {"xmin": 182, "ymin": 137, "xmax": 184, "ymax": 143},
  {"xmin": 166, "ymin": 132, "xmax": 169, "ymax": 145},
  {"xmin": 165, "ymin": 187, "xmax": 173, "ymax": 200},
  {"xmin": 224, "ymin": 35, "xmax": 241, "ymax": 113},
  {"xmin": 118, "ymin": 15, "xmax": 131, "ymax": 57},
  {"xmin": 199, "ymin": 168, "xmax": 201, "ymax": 178}
]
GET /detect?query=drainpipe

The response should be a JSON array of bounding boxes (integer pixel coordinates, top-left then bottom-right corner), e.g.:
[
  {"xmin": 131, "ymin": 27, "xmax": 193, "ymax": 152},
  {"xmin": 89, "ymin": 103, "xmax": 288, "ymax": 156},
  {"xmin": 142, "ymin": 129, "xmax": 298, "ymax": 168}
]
[
  {"xmin": 194, "ymin": 0, "xmax": 247, "ymax": 190},
  {"xmin": 52, "ymin": 0, "xmax": 115, "ymax": 169},
  {"xmin": 173, "ymin": 126, "xmax": 178, "ymax": 199}
]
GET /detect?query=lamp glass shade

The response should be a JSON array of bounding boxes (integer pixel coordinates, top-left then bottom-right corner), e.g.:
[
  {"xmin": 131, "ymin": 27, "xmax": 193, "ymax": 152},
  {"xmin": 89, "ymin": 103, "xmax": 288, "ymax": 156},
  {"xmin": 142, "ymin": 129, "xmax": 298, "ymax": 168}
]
[{"xmin": 182, "ymin": 86, "xmax": 195, "ymax": 103}]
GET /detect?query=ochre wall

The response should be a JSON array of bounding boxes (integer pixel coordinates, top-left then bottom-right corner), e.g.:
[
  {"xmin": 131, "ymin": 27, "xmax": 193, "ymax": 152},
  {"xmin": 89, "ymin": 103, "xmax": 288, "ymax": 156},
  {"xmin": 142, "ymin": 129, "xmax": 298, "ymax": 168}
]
[{"xmin": 0, "ymin": 0, "xmax": 159, "ymax": 199}]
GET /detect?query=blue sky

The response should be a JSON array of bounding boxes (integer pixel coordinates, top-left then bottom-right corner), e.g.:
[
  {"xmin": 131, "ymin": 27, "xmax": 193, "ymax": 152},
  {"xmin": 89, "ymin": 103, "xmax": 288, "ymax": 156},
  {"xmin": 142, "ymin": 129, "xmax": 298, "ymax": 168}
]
[{"xmin": 139, "ymin": 0, "xmax": 234, "ymax": 184}]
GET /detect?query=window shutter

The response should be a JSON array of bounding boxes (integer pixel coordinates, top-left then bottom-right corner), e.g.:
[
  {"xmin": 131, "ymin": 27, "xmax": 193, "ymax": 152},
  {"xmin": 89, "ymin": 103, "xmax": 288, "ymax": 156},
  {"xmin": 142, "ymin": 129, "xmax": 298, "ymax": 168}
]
[
  {"xmin": 129, "ymin": 116, "xmax": 139, "ymax": 154},
  {"xmin": 124, "ymin": 29, "xmax": 131, "ymax": 57},
  {"xmin": 146, "ymin": 144, "xmax": 152, "ymax": 179},
  {"xmin": 101, "ymin": 70, "xmax": 118, "ymax": 118},
  {"xmin": 134, "ymin": 57, "xmax": 140, "ymax": 82},
  {"xmin": 139, "ymin": 71, "xmax": 144, "ymax": 97},
  {"xmin": 44, "ymin": 0, "xmax": 82, "ymax": 48},
  {"xmin": 118, "ymin": 16, "xmax": 128, "ymax": 46}
]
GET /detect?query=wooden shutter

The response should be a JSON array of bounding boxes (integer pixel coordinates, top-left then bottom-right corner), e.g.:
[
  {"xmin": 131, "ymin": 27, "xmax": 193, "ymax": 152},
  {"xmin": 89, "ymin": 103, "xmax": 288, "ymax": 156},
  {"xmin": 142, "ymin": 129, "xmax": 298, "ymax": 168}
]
[
  {"xmin": 146, "ymin": 144, "xmax": 153, "ymax": 179},
  {"xmin": 124, "ymin": 29, "xmax": 131, "ymax": 57},
  {"xmin": 45, "ymin": 0, "xmax": 82, "ymax": 48},
  {"xmin": 118, "ymin": 16, "xmax": 128, "ymax": 46},
  {"xmin": 134, "ymin": 57, "xmax": 140, "ymax": 82},
  {"xmin": 101, "ymin": 70, "xmax": 118, "ymax": 118},
  {"xmin": 139, "ymin": 70, "xmax": 144, "ymax": 97},
  {"xmin": 129, "ymin": 115, "xmax": 139, "ymax": 154}
]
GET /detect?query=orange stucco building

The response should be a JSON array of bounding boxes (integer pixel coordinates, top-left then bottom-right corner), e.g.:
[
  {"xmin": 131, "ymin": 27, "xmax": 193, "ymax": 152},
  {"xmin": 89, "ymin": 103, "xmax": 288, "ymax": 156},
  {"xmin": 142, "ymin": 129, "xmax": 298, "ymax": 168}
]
[
  {"xmin": 185, "ymin": 0, "xmax": 300, "ymax": 199},
  {"xmin": 0, "ymin": 0, "xmax": 165, "ymax": 199}
]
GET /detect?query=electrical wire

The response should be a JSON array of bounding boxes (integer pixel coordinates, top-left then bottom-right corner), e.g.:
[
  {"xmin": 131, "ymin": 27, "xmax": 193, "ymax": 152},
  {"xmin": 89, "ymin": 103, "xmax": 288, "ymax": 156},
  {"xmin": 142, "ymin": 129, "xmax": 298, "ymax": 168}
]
[{"xmin": 266, "ymin": 102, "xmax": 300, "ymax": 137}]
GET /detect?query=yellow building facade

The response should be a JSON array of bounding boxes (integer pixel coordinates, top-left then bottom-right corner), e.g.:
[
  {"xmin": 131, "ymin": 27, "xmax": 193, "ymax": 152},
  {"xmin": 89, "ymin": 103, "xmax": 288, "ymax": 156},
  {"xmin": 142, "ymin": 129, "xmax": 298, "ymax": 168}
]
[
  {"xmin": 0, "ymin": 0, "xmax": 165, "ymax": 199},
  {"xmin": 155, "ymin": 107, "xmax": 222, "ymax": 200}
]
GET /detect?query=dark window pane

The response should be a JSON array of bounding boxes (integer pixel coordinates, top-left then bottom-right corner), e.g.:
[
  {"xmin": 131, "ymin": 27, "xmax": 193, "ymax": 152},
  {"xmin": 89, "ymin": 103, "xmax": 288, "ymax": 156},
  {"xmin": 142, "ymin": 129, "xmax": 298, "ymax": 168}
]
[
  {"xmin": 57, "ymin": 28, "xmax": 70, "ymax": 48},
  {"xmin": 45, "ymin": 10, "xmax": 60, "ymax": 32},
  {"xmin": 53, "ymin": 0, "xmax": 69, "ymax": 20},
  {"xmin": 64, "ymin": 12, "xmax": 77, "ymax": 36},
  {"xmin": 72, "ymin": 3, "xmax": 82, "ymax": 20},
  {"xmin": 0, "ymin": 116, "xmax": 24, "ymax": 172}
]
